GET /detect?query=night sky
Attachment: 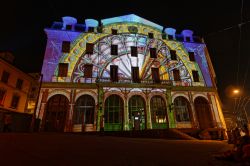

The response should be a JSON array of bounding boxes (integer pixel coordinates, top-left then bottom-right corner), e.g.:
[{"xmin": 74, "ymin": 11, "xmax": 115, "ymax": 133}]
[{"xmin": 0, "ymin": 0, "xmax": 250, "ymax": 103}]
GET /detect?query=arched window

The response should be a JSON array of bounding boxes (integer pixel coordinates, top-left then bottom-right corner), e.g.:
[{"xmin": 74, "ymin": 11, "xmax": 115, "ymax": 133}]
[
  {"xmin": 174, "ymin": 96, "xmax": 191, "ymax": 122},
  {"xmin": 104, "ymin": 95, "xmax": 123, "ymax": 131},
  {"xmin": 194, "ymin": 97, "xmax": 214, "ymax": 129},
  {"xmin": 128, "ymin": 95, "xmax": 146, "ymax": 130},
  {"xmin": 45, "ymin": 94, "xmax": 69, "ymax": 132},
  {"xmin": 73, "ymin": 95, "xmax": 95, "ymax": 125},
  {"xmin": 150, "ymin": 96, "xmax": 167, "ymax": 129}
]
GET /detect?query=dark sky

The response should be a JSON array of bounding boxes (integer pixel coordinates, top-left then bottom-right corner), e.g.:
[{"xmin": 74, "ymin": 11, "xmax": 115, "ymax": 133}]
[{"xmin": 0, "ymin": 0, "xmax": 250, "ymax": 102}]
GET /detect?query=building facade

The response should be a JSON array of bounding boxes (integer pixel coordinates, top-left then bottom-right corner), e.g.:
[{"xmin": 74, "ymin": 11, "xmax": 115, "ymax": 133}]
[
  {"xmin": 0, "ymin": 52, "xmax": 40, "ymax": 131},
  {"xmin": 37, "ymin": 14, "xmax": 226, "ymax": 137}
]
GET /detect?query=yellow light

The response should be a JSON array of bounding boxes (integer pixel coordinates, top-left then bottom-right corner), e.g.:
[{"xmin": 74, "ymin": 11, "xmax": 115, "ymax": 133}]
[{"xmin": 233, "ymin": 89, "xmax": 240, "ymax": 94}]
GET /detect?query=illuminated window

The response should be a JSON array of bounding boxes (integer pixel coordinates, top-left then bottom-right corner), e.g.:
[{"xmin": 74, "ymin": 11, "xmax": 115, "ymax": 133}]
[
  {"xmin": 150, "ymin": 48, "xmax": 157, "ymax": 58},
  {"xmin": 170, "ymin": 50, "xmax": 177, "ymax": 60},
  {"xmin": 174, "ymin": 96, "xmax": 191, "ymax": 122},
  {"xmin": 173, "ymin": 69, "xmax": 180, "ymax": 81},
  {"xmin": 1, "ymin": 71, "xmax": 10, "ymax": 84},
  {"xmin": 168, "ymin": 35, "xmax": 174, "ymax": 40},
  {"xmin": 186, "ymin": 37, "xmax": 191, "ymax": 42},
  {"xmin": 188, "ymin": 52, "xmax": 195, "ymax": 62},
  {"xmin": 0, "ymin": 88, "xmax": 6, "ymax": 105},
  {"xmin": 86, "ymin": 43, "xmax": 94, "ymax": 54},
  {"xmin": 16, "ymin": 79, "xmax": 23, "ymax": 90},
  {"xmin": 58, "ymin": 63, "xmax": 68, "ymax": 77},
  {"xmin": 62, "ymin": 41, "xmax": 70, "ymax": 53},
  {"xmin": 88, "ymin": 27, "xmax": 94, "ymax": 32},
  {"xmin": 132, "ymin": 67, "xmax": 140, "ymax": 83},
  {"xmin": 151, "ymin": 68, "xmax": 160, "ymax": 83},
  {"xmin": 131, "ymin": 46, "xmax": 138, "ymax": 57},
  {"xmin": 10, "ymin": 95, "xmax": 20, "ymax": 109},
  {"xmin": 66, "ymin": 24, "xmax": 72, "ymax": 30},
  {"xmin": 112, "ymin": 29, "xmax": 118, "ymax": 35},
  {"xmin": 84, "ymin": 64, "xmax": 93, "ymax": 78},
  {"xmin": 148, "ymin": 33, "xmax": 154, "ymax": 39},
  {"xmin": 73, "ymin": 95, "xmax": 95, "ymax": 125},
  {"xmin": 162, "ymin": 33, "xmax": 166, "ymax": 40},
  {"xmin": 150, "ymin": 96, "xmax": 167, "ymax": 126},
  {"xmin": 192, "ymin": 70, "xmax": 199, "ymax": 82},
  {"xmin": 110, "ymin": 65, "xmax": 118, "ymax": 82},
  {"xmin": 105, "ymin": 95, "xmax": 123, "ymax": 125},
  {"xmin": 111, "ymin": 45, "xmax": 118, "ymax": 55}
]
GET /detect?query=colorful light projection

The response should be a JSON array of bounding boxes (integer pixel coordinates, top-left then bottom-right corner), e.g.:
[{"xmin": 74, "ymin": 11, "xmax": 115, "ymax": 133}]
[
  {"xmin": 72, "ymin": 33, "xmax": 194, "ymax": 86},
  {"xmin": 48, "ymin": 14, "xmax": 209, "ymax": 86}
]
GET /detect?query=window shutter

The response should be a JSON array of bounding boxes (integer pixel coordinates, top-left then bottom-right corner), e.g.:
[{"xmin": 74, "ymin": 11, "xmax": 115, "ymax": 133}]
[
  {"xmin": 62, "ymin": 41, "xmax": 71, "ymax": 53},
  {"xmin": 110, "ymin": 65, "xmax": 118, "ymax": 82},
  {"xmin": 131, "ymin": 46, "xmax": 138, "ymax": 57},
  {"xmin": 150, "ymin": 48, "xmax": 157, "ymax": 58},
  {"xmin": 173, "ymin": 69, "xmax": 180, "ymax": 81},
  {"xmin": 151, "ymin": 68, "xmax": 160, "ymax": 83},
  {"xmin": 58, "ymin": 63, "xmax": 68, "ymax": 77},
  {"xmin": 84, "ymin": 64, "xmax": 93, "ymax": 78}
]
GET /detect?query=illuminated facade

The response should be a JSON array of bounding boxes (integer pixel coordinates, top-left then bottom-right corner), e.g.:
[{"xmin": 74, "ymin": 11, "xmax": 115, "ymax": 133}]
[{"xmin": 37, "ymin": 14, "xmax": 226, "ymax": 137}]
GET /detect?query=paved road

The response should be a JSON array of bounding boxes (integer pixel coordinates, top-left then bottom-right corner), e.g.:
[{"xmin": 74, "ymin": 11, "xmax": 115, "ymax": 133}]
[{"xmin": 0, "ymin": 133, "xmax": 234, "ymax": 166}]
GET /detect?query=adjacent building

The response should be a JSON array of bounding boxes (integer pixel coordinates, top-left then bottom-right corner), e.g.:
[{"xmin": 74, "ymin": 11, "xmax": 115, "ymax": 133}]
[
  {"xmin": 0, "ymin": 52, "xmax": 40, "ymax": 131},
  {"xmin": 37, "ymin": 14, "xmax": 226, "ymax": 138}
]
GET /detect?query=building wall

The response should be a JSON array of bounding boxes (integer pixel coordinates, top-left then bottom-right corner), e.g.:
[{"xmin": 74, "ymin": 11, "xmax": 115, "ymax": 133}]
[
  {"xmin": 37, "ymin": 15, "xmax": 226, "ymax": 138},
  {"xmin": 0, "ymin": 59, "xmax": 33, "ymax": 113}
]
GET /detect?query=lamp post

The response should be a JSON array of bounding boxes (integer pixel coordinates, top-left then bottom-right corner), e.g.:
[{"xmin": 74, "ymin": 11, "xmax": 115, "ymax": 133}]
[{"xmin": 231, "ymin": 88, "xmax": 249, "ymax": 129}]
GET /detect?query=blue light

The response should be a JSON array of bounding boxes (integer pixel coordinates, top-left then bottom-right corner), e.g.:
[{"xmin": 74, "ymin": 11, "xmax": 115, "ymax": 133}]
[{"xmin": 101, "ymin": 14, "xmax": 163, "ymax": 31}]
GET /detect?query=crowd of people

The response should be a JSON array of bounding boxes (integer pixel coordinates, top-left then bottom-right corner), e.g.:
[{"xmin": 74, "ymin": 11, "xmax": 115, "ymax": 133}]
[{"xmin": 215, "ymin": 124, "xmax": 250, "ymax": 163}]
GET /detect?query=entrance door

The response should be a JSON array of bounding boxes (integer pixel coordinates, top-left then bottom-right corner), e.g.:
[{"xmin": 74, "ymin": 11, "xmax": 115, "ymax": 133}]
[
  {"xmin": 194, "ymin": 97, "xmax": 214, "ymax": 129},
  {"xmin": 44, "ymin": 94, "xmax": 69, "ymax": 132},
  {"xmin": 128, "ymin": 95, "xmax": 146, "ymax": 130},
  {"xmin": 133, "ymin": 112, "xmax": 141, "ymax": 130},
  {"xmin": 73, "ymin": 95, "xmax": 95, "ymax": 131}
]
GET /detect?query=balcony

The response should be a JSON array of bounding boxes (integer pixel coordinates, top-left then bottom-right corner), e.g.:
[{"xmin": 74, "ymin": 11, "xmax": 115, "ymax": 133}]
[{"xmin": 50, "ymin": 76, "xmax": 207, "ymax": 88}]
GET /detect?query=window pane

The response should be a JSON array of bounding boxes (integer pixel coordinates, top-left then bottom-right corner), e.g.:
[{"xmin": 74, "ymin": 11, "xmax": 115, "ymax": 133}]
[
  {"xmin": 170, "ymin": 50, "xmax": 177, "ymax": 60},
  {"xmin": 110, "ymin": 65, "xmax": 118, "ymax": 82},
  {"xmin": 192, "ymin": 70, "xmax": 199, "ymax": 82},
  {"xmin": 84, "ymin": 64, "xmax": 93, "ymax": 78},
  {"xmin": 173, "ymin": 69, "xmax": 180, "ymax": 81},
  {"xmin": 189, "ymin": 52, "xmax": 195, "ymax": 62},
  {"xmin": 111, "ymin": 45, "xmax": 118, "ymax": 55},
  {"xmin": 86, "ymin": 43, "xmax": 94, "ymax": 54},
  {"xmin": 1, "ymin": 71, "xmax": 10, "ymax": 83},
  {"xmin": 132, "ymin": 67, "xmax": 140, "ymax": 83},
  {"xmin": 16, "ymin": 79, "xmax": 23, "ymax": 90},
  {"xmin": 131, "ymin": 46, "xmax": 138, "ymax": 57},
  {"xmin": 62, "ymin": 41, "xmax": 70, "ymax": 53},
  {"xmin": 150, "ymin": 48, "xmax": 157, "ymax": 58},
  {"xmin": 151, "ymin": 68, "xmax": 160, "ymax": 83},
  {"xmin": 58, "ymin": 63, "xmax": 68, "ymax": 77}
]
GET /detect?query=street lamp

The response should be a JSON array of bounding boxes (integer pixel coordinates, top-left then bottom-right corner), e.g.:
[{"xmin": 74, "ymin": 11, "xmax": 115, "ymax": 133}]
[{"xmin": 231, "ymin": 88, "xmax": 249, "ymax": 129}]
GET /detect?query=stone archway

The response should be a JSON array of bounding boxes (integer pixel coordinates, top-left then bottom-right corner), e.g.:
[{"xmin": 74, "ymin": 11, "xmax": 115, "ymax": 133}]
[
  {"xmin": 73, "ymin": 95, "xmax": 95, "ymax": 132},
  {"xmin": 104, "ymin": 94, "xmax": 124, "ymax": 131},
  {"xmin": 150, "ymin": 95, "xmax": 168, "ymax": 129},
  {"xmin": 194, "ymin": 97, "xmax": 214, "ymax": 129},
  {"xmin": 44, "ymin": 94, "xmax": 69, "ymax": 132},
  {"xmin": 128, "ymin": 95, "xmax": 146, "ymax": 130}
]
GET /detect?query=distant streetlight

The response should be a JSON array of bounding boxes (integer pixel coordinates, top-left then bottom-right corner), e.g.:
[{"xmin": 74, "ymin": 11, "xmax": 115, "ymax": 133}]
[
  {"xmin": 233, "ymin": 89, "xmax": 240, "ymax": 95},
  {"xmin": 230, "ymin": 88, "xmax": 249, "ymax": 129}
]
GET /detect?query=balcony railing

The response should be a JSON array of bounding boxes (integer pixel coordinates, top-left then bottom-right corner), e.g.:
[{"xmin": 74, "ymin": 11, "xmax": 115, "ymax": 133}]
[{"xmin": 51, "ymin": 76, "xmax": 207, "ymax": 87}]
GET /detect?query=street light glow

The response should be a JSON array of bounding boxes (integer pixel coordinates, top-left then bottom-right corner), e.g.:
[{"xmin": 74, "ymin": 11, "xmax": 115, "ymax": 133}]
[{"xmin": 233, "ymin": 89, "xmax": 240, "ymax": 94}]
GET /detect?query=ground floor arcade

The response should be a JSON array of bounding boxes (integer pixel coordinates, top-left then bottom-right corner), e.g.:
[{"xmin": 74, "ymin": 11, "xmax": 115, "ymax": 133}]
[{"xmin": 36, "ymin": 84, "xmax": 226, "ymax": 137}]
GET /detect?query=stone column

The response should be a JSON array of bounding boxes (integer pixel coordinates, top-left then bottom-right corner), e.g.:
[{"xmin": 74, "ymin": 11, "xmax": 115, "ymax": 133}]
[
  {"xmin": 188, "ymin": 92, "xmax": 199, "ymax": 128},
  {"xmin": 166, "ymin": 88, "xmax": 176, "ymax": 128}
]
